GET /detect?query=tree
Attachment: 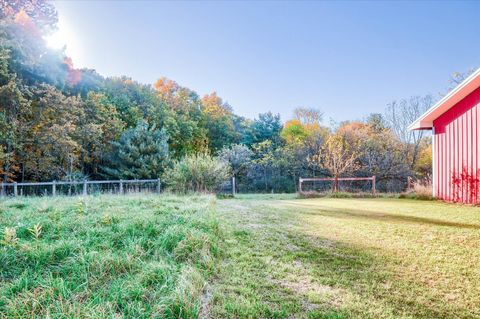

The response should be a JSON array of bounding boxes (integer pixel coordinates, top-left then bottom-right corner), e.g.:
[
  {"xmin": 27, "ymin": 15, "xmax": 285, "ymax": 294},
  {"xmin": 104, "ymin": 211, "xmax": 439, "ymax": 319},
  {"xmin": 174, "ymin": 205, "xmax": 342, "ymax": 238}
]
[
  {"xmin": 24, "ymin": 85, "xmax": 83, "ymax": 181},
  {"xmin": 0, "ymin": 0, "xmax": 58, "ymax": 34},
  {"xmin": 201, "ymin": 92, "xmax": 237, "ymax": 152},
  {"xmin": 153, "ymin": 77, "xmax": 207, "ymax": 156},
  {"xmin": 281, "ymin": 110, "xmax": 329, "ymax": 178},
  {"xmin": 245, "ymin": 112, "xmax": 282, "ymax": 146},
  {"xmin": 75, "ymin": 92, "xmax": 125, "ymax": 177},
  {"xmin": 318, "ymin": 132, "xmax": 359, "ymax": 192},
  {"xmin": 414, "ymin": 143, "xmax": 432, "ymax": 180},
  {"xmin": 281, "ymin": 119, "xmax": 308, "ymax": 144},
  {"xmin": 339, "ymin": 119, "xmax": 409, "ymax": 192},
  {"xmin": 218, "ymin": 144, "xmax": 253, "ymax": 177},
  {"xmin": 385, "ymin": 95, "xmax": 432, "ymax": 169},
  {"xmin": 447, "ymin": 69, "xmax": 476, "ymax": 92},
  {"xmin": 293, "ymin": 107, "xmax": 323, "ymax": 126},
  {"xmin": 251, "ymin": 140, "xmax": 275, "ymax": 191},
  {"xmin": 103, "ymin": 121, "xmax": 170, "ymax": 179}
]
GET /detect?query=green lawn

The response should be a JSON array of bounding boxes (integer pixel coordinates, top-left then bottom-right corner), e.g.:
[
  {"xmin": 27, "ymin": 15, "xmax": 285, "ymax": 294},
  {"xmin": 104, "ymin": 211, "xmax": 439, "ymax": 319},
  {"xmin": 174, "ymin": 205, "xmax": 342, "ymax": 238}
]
[
  {"xmin": 208, "ymin": 196, "xmax": 480, "ymax": 319},
  {"xmin": 1, "ymin": 194, "xmax": 480, "ymax": 318}
]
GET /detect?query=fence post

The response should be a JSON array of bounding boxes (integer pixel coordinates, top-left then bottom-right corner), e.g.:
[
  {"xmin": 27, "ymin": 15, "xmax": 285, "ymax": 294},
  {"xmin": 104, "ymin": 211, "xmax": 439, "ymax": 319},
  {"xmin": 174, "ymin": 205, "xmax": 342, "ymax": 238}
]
[
  {"xmin": 52, "ymin": 181, "xmax": 56, "ymax": 197},
  {"xmin": 372, "ymin": 176, "xmax": 376, "ymax": 195},
  {"xmin": 157, "ymin": 178, "xmax": 161, "ymax": 194},
  {"xmin": 119, "ymin": 180, "xmax": 123, "ymax": 194},
  {"xmin": 232, "ymin": 176, "xmax": 236, "ymax": 196},
  {"xmin": 299, "ymin": 178, "xmax": 303, "ymax": 193},
  {"xmin": 0, "ymin": 182, "xmax": 3, "ymax": 197},
  {"xmin": 83, "ymin": 180, "xmax": 88, "ymax": 196},
  {"xmin": 407, "ymin": 176, "xmax": 413, "ymax": 191},
  {"xmin": 13, "ymin": 182, "xmax": 18, "ymax": 197}
]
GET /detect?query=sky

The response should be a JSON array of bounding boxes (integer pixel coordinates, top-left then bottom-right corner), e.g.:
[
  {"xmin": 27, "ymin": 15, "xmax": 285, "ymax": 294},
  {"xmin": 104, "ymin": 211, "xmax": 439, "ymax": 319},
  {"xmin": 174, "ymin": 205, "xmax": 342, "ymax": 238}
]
[{"xmin": 51, "ymin": 0, "xmax": 480, "ymax": 123}]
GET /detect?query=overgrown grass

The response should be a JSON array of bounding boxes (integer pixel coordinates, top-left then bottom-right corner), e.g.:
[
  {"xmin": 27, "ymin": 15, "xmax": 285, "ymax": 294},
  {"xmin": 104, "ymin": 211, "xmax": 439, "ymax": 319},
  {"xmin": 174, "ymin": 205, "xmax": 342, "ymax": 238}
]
[
  {"xmin": 207, "ymin": 195, "xmax": 480, "ymax": 318},
  {"xmin": 0, "ymin": 194, "xmax": 221, "ymax": 318}
]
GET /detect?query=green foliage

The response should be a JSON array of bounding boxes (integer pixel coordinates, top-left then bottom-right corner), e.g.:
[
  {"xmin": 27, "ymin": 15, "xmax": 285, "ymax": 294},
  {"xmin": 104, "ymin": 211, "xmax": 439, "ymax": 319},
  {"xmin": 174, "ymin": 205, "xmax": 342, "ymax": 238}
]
[
  {"xmin": 218, "ymin": 143, "xmax": 252, "ymax": 176},
  {"xmin": 201, "ymin": 92, "xmax": 239, "ymax": 152},
  {"xmin": 244, "ymin": 112, "xmax": 282, "ymax": 146},
  {"xmin": 104, "ymin": 121, "xmax": 170, "ymax": 179},
  {"xmin": 163, "ymin": 153, "xmax": 230, "ymax": 193}
]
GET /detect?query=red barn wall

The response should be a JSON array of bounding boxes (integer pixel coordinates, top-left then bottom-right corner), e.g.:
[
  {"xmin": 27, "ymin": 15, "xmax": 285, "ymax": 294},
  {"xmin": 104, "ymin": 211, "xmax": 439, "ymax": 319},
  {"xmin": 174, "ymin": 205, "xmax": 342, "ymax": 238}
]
[{"xmin": 433, "ymin": 86, "xmax": 480, "ymax": 204}]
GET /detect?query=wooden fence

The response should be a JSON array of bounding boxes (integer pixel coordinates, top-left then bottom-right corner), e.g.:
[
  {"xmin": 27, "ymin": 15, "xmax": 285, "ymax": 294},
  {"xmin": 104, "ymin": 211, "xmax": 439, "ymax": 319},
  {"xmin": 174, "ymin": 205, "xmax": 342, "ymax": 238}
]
[
  {"xmin": 299, "ymin": 176, "xmax": 376, "ymax": 194},
  {"xmin": 0, "ymin": 179, "xmax": 162, "ymax": 197}
]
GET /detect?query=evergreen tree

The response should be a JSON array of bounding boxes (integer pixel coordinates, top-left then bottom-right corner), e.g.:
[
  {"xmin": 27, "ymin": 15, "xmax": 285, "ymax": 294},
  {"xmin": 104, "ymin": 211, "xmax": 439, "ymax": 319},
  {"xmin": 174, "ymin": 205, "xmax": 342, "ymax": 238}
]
[
  {"xmin": 103, "ymin": 121, "xmax": 170, "ymax": 179},
  {"xmin": 245, "ymin": 112, "xmax": 282, "ymax": 147}
]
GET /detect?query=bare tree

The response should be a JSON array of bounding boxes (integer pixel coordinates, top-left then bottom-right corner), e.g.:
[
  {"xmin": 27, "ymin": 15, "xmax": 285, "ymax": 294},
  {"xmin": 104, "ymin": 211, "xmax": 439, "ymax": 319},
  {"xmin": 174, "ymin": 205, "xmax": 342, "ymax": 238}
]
[
  {"xmin": 293, "ymin": 107, "xmax": 323, "ymax": 126},
  {"xmin": 447, "ymin": 69, "xmax": 476, "ymax": 92},
  {"xmin": 385, "ymin": 95, "xmax": 432, "ymax": 169}
]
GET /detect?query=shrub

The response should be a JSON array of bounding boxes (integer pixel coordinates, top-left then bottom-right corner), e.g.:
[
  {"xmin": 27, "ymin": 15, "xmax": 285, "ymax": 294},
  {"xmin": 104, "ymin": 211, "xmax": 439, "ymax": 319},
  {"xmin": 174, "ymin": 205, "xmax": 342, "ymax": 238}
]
[{"xmin": 163, "ymin": 153, "xmax": 230, "ymax": 193}]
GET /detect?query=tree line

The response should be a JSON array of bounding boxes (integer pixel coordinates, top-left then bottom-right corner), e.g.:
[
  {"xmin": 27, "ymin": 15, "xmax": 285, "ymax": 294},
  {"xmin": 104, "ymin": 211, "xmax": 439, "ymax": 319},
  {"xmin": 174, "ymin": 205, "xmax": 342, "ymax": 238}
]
[{"xmin": 1, "ymin": 1, "xmax": 461, "ymax": 193}]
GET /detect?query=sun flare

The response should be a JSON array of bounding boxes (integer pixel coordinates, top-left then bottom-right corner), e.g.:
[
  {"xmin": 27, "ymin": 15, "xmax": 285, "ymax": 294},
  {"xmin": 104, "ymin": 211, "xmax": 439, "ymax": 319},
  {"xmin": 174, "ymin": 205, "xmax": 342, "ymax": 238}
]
[
  {"xmin": 43, "ymin": 16, "xmax": 83, "ymax": 67},
  {"xmin": 45, "ymin": 29, "xmax": 68, "ymax": 50}
]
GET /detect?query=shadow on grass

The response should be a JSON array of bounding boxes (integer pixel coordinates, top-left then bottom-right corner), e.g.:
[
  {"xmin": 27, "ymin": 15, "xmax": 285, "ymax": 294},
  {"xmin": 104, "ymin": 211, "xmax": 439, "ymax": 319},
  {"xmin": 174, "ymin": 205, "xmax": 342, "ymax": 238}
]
[
  {"xmin": 283, "ymin": 228, "xmax": 466, "ymax": 319},
  {"xmin": 285, "ymin": 202, "xmax": 480, "ymax": 230},
  {"xmin": 214, "ymin": 200, "xmax": 476, "ymax": 318}
]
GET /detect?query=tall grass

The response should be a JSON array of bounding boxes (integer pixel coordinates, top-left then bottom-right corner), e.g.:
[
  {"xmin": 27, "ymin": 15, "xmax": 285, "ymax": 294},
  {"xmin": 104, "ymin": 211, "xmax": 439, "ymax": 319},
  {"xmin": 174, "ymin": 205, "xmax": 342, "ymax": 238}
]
[
  {"xmin": 0, "ymin": 194, "xmax": 221, "ymax": 318},
  {"xmin": 400, "ymin": 180, "xmax": 434, "ymax": 200}
]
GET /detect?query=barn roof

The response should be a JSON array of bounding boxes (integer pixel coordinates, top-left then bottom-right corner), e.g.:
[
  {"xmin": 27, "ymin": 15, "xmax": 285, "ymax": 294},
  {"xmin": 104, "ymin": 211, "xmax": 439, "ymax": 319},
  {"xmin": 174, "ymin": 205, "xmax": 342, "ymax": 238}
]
[{"xmin": 409, "ymin": 67, "xmax": 480, "ymax": 130}]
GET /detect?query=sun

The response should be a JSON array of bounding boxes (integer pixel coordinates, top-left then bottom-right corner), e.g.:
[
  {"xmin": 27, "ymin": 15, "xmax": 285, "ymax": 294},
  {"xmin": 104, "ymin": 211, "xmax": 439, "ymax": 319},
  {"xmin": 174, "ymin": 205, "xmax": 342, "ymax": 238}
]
[
  {"xmin": 45, "ymin": 28, "xmax": 68, "ymax": 50},
  {"xmin": 42, "ymin": 16, "xmax": 84, "ymax": 67}
]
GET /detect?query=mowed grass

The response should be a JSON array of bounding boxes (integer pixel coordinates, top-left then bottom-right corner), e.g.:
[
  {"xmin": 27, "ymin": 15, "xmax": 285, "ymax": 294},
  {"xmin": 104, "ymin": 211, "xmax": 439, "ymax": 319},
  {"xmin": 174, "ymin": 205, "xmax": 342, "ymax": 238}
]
[
  {"xmin": 207, "ymin": 196, "xmax": 480, "ymax": 319},
  {"xmin": 0, "ymin": 194, "xmax": 221, "ymax": 318}
]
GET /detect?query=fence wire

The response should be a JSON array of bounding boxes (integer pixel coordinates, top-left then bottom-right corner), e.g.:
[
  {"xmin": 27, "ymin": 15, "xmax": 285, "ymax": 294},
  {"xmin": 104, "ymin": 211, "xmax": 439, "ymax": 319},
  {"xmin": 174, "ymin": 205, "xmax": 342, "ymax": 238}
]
[
  {"xmin": 0, "ymin": 179, "xmax": 162, "ymax": 197},
  {"xmin": 299, "ymin": 177, "xmax": 376, "ymax": 194}
]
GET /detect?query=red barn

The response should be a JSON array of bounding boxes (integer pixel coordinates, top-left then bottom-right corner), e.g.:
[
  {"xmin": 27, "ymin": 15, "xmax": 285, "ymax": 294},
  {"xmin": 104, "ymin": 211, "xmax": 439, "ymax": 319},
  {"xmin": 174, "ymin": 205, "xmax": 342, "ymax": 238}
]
[{"xmin": 409, "ymin": 69, "xmax": 480, "ymax": 204}]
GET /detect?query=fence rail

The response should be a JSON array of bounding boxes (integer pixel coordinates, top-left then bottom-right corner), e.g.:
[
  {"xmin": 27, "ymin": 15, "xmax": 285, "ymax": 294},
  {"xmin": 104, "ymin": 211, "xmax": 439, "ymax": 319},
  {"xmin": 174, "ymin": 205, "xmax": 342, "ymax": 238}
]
[{"xmin": 0, "ymin": 179, "xmax": 162, "ymax": 197}]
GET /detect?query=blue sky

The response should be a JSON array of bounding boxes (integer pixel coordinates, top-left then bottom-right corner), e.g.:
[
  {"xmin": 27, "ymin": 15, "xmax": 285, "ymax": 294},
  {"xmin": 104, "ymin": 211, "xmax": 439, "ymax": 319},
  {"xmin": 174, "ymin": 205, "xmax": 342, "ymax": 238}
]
[{"xmin": 53, "ymin": 0, "xmax": 480, "ymax": 123}]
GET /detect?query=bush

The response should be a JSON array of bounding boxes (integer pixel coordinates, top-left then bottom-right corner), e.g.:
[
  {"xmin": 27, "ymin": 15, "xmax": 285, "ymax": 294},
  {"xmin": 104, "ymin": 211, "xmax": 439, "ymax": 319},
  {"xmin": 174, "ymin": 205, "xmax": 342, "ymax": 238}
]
[{"xmin": 163, "ymin": 153, "xmax": 231, "ymax": 193}]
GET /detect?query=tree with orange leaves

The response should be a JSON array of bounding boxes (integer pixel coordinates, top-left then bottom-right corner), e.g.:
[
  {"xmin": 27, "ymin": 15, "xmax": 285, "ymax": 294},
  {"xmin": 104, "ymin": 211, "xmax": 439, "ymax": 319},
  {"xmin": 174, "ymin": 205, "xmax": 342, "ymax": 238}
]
[{"xmin": 201, "ymin": 92, "xmax": 238, "ymax": 152}]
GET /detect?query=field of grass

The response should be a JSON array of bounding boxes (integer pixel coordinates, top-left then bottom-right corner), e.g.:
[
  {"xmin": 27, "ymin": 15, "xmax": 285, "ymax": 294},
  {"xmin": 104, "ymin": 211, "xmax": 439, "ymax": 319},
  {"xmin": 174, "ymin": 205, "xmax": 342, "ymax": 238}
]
[
  {"xmin": 207, "ymin": 196, "xmax": 480, "ymax": 319},
  {"xmin": 1, "ymin": 194, "xmax": 480, "ymax": 318},
  {"xmin": 0, "ymin": 194, "xmax": 221, "ymax": 318}
]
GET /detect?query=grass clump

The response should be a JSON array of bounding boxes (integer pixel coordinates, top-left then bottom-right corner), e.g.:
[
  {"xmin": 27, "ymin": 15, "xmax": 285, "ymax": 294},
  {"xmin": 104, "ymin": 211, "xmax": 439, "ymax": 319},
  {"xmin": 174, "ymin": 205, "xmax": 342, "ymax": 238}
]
[
  {"xmin": 0, "ymin": 194, "xmax": 221, "ymax": 318},
  {"xmin": 399, "ymin": 181, "xmax": 435, "ymax": 201}
]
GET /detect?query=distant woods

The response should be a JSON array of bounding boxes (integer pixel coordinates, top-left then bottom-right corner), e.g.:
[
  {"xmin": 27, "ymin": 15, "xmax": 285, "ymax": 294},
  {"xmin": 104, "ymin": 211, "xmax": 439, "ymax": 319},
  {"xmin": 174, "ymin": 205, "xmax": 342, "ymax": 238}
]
[{"xmin": 0, "ymin": 0, "xmax": 469, "ymax": 192}]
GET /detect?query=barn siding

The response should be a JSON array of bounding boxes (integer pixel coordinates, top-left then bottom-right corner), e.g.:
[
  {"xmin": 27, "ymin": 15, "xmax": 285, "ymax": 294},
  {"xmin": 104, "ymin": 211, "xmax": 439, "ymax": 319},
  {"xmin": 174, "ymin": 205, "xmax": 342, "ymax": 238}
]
[{"xmin": 433, "ymin": 86, "xmax": 480, "ymax": 204}]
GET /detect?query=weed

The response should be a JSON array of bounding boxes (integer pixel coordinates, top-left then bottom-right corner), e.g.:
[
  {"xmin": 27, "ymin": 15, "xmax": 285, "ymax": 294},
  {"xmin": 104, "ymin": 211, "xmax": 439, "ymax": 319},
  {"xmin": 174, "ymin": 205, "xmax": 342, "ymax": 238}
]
[
  {"xmin": 28, "ymin": 223, "xmax": 42, "ymax": 240},
  {"xmin": 2, "ymin": 227, "xmax": 18, "ymax": 246}
]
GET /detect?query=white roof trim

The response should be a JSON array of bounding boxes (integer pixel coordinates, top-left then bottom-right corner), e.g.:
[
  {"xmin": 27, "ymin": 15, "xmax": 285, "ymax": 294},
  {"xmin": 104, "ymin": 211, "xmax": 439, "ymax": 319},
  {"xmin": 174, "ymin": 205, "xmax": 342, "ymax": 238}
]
[{"xmin": 408, "ymin": 67, "xmax": 480, "ymax": 130}]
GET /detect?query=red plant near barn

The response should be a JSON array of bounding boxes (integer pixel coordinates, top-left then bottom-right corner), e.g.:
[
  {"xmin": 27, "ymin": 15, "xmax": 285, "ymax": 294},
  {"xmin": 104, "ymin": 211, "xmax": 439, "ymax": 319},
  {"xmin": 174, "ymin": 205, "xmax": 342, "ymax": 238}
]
[{"xmin": 451, "ymin": 168, "xmax": 480, "ymax": 204}]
